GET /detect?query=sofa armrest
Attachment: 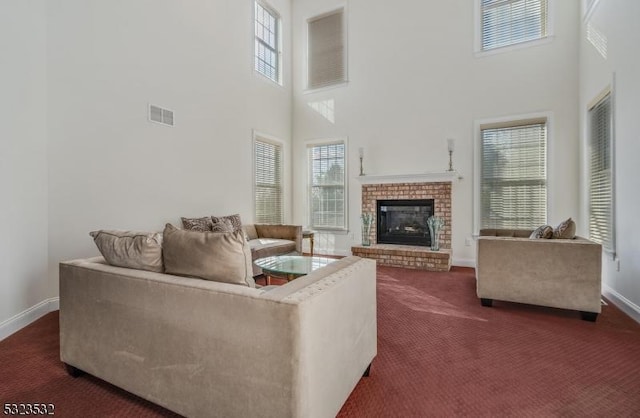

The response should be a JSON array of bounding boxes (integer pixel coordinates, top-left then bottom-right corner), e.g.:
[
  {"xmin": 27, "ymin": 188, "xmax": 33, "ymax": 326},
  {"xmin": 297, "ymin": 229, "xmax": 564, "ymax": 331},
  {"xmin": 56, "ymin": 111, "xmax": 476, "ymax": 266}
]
[{"xmin": 255, "ymin": 224, "xmax": 302, "ymax": 253}]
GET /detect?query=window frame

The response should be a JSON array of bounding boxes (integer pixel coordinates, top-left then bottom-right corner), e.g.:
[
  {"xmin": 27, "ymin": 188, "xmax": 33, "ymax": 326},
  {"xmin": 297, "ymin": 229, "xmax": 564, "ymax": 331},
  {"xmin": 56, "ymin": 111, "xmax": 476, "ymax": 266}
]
[
  {"xmin": 473, "ymin": 112, "xmax": 552, "ymax": 234},
  {"xmin": 304, "ymin": 6, "xmax": 348, "ymax": 93},
  {"xmin": 306, "ymin": 138, "xmax": 348, "ymax": 232},
  {"xmin": 587, "ymin": 85, "xmax": 616, "ymax": 255},
  {"xmin": 254, "ymin": 0, "xmax": 282, "ymax": 85},
  {"xmin": 474, "ymin": 0, "xmax": 554, "ymax": 57},
  {"xmin": 253, "ymin": 132, "xmax": 285, "ymax": 225}
]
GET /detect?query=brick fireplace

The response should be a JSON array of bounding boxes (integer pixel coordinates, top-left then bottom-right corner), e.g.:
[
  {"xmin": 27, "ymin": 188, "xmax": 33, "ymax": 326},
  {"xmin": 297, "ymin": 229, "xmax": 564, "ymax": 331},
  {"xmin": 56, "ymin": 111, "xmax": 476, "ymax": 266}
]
[{"xmin": 352, "ymin": 179, "xmax": 453, "ymax": 272}]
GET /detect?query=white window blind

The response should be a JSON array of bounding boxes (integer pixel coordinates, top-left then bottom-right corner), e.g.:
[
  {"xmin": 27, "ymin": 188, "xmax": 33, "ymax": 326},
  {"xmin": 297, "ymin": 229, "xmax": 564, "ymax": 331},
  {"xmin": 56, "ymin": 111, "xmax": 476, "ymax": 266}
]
[
  {"xmin": 307, "ymin": 9, "xmax": 346, "ymax": 89},
  {"xmin": 480, "ymin": 119, "xmax": 547, "ymax": 229},
  {"xmin": 255, "ymin": 138, "xmax": 283, "ymax": 224},
  {"xmin": 255, "ymin": 1, "xmax": 280, "ymax": 83},
  {"xmin": 481, "ymin": 0, "xmax": 548, "ymax": 51},
  {"xmin": 309, "ymin": 142, "xmax": 346, "ymax": 230},
  {"xmin": 588, "ymin": 93, "xmax": 614, "ymax": 252}
]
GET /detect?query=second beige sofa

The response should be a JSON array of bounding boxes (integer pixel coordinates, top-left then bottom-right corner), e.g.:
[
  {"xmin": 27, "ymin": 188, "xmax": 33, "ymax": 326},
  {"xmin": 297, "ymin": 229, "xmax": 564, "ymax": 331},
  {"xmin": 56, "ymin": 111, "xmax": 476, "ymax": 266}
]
[
  {"xmin": 476, "ymin": 229, "xmax": 602, "ymax": 321},
  {"xmin": 244, "ymin": 224, "xmax": 303, "ymax": 275}
]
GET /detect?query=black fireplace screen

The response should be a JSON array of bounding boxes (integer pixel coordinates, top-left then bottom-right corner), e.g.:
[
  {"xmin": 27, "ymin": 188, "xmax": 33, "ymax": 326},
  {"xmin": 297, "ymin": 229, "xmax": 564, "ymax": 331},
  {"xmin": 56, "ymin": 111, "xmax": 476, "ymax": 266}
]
[{"xmin": 377, "ymin": 199, "xmax": 434, "ymax": 246}]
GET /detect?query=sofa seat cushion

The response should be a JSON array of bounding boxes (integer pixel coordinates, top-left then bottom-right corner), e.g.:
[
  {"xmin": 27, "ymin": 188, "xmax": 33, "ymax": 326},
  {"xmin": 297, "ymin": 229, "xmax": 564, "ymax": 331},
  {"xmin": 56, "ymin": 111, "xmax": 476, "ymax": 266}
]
[
  {"xmin": 163, "ymin": 224, "xmax": 255, "ymax": 287},
  {"xmin": 249, "ymin": 238, "xmax": 297, "ymax": 260}
]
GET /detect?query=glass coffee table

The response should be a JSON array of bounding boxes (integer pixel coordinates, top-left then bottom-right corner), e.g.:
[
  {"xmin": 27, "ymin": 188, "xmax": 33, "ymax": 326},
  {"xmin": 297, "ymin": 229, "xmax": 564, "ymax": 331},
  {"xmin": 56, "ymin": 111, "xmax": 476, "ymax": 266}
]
[{"xmin": 254, "ymin": 255, "xmax": 337, "ymax": 285}]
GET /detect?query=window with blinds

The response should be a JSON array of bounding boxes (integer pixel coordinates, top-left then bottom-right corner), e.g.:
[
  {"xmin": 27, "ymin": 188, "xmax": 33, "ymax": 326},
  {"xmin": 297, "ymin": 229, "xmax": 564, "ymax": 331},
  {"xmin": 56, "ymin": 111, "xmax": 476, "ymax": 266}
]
[
  {"xmin": 255, "ymin": 1, "xmax": 280, "ymax": 84},
  {"xmin": 480, "ymin": 0, "xmax": 548, "ymax": 51},
  {"xmin": 307, "ymin": 8, "xmax": 346, "ymax": 90},
  {"xmin": 588, "ymin": 93, "xmax": 614, "ymax": 253},
  {"xmin": 480, "ymin": 119, "xmax": 547, "ymax": 229},
  {"xmin": 308, "ymin": 141, "xmax": 346, "ymax": 230},
  {"xmin": 254, "ymin": 138, "xmax": 283, "ymax": 224}
]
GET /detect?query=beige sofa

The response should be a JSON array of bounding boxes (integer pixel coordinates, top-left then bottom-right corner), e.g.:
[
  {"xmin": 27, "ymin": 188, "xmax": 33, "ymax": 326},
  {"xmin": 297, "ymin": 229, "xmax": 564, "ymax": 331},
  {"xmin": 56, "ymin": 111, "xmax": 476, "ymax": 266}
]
[
  {"xmin": 59, "ymin": 255, "xmax": 376, "ymax": 418},
  {"xmin": 244, "ymin": 224, "xmax": 303, "ymax": 275},
  {"xmin": 476, "ymin": 229, "xmax": 602, "ymax": 321}
]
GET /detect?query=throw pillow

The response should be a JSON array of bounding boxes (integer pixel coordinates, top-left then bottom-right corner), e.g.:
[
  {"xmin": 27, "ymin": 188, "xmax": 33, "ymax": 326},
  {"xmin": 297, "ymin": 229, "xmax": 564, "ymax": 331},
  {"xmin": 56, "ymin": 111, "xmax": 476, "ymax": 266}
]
[
  {"xmin": 211, "ymin": 214, "xmax": 243, "ymax": 234},
  {"xmin": 162, "ymin": 224, "xmax": 255, "ymax": 288},
  {"xmin": 553, "ymin": 218, "xmax": 576, "ymax": 239},
  {"xmin": 181, "ymin": 216, "xmax": 212, "ymax": 232},
  {"xmin": 529, "ymin": 225, "xmax": 553, "ymax": 239},
  {"xmin": 211, "ymin": 218, "xmax": 234, "ymax": 233},
  {"xmin": 89, "ymin": 230, "xmax": 164, "ymax": 273}
]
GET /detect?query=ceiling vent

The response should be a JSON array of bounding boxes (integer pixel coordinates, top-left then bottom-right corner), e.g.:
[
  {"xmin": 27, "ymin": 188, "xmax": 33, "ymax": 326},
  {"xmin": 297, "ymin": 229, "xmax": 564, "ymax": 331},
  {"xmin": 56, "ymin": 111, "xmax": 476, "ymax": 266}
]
[{"xmin": 149, "ymin": 104, "xmax": 174, "ymax": 127}]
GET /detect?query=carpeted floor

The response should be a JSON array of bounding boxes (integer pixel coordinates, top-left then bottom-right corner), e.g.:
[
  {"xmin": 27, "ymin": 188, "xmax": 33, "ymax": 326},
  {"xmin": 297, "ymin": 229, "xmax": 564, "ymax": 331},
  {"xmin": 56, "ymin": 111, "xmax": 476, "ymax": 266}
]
[{"xmin": 2, "ymin": 266, "xmax": 640, "ymax": 417}]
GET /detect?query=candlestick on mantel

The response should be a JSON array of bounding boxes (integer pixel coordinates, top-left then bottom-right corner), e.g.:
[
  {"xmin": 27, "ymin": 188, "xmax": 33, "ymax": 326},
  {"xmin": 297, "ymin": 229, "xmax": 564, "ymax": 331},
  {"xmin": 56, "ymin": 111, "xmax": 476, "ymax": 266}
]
[
  {"xmin": 446, "ymin": 138, "xmax": 455, "ymax": 171},
  {"xmin": 358, "ymin": 147, "xmax": 365, "ymax": 176}
]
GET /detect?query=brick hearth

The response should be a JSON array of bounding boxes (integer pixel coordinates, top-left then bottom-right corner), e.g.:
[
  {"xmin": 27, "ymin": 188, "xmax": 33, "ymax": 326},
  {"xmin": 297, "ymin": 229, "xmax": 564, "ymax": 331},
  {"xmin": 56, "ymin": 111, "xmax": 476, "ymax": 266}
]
[
  {"xmin": 353, "ymin": 181, "xmax": 453, "ymax": 271},
  {"xmin": 351, "ymin": 244, "xmax": 452, "ymax": 272}
]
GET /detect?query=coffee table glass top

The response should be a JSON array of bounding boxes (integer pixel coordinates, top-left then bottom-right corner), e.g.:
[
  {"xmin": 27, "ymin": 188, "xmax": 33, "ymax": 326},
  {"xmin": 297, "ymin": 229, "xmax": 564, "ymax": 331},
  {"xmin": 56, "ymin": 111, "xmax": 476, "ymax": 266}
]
[{"xmin": 254, "ymin": 255, "xmax": 337, "ymax": 277}]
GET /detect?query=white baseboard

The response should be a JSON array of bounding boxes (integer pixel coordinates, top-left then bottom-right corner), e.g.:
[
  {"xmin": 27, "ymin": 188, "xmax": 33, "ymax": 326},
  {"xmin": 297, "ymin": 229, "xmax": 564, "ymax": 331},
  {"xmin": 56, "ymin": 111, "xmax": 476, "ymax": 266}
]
[
  {"xmin": 452, "ymin": 258, "xmax": 476, "ymax": 268},
  {"xmin": 0, "ymin": 297, "xmax": 59, "ymax": 341},
  {"xmin": 603, "ymin": 285, "xmax": 640, "ymax": 324}
]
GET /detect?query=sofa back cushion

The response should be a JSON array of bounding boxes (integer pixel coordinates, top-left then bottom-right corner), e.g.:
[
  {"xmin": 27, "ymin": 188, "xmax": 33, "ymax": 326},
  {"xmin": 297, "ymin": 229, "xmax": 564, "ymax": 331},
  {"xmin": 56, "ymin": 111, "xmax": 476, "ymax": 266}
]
[
  {"xmin": 244, "ymin": 224, "xmax": 259, "ymax": 240},
  {"xmin": 89, "ymin": 230, "xmax": 164, "ymax": 273},
  {"xmin": 163, "ymin": 224, "xmax": 255, "ymax": 287},
  {"xmin": 479, "ymin": 229, "xmax": 533, "ymax": 238}
]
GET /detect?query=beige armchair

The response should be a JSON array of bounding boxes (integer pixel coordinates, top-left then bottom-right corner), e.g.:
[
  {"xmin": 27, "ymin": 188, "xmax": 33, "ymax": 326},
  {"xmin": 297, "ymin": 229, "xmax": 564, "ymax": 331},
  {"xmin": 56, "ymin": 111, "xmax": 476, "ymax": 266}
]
[
  {"xmin": 476, "ymin": 229, "xmax": 602, "ymax": 321},
  {"xmin": 244, "ymin": 224, "xmax": 303, "ymax": 275}
]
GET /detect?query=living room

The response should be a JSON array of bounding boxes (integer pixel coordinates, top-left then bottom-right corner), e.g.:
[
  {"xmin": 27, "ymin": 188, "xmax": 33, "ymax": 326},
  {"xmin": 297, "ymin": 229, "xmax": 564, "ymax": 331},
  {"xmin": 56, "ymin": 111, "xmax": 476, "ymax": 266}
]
[{"xmin": 2, "ymin": 0, "xmax": 639, "ymax": 416}]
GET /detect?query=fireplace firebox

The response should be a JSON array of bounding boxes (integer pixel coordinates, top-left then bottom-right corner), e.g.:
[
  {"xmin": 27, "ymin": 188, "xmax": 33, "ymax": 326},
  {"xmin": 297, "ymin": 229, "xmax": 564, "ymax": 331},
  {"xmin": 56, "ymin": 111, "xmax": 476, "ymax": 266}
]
[{"xmin": 376, "ymin": 199, "xmax": 434, "ymax": 246}]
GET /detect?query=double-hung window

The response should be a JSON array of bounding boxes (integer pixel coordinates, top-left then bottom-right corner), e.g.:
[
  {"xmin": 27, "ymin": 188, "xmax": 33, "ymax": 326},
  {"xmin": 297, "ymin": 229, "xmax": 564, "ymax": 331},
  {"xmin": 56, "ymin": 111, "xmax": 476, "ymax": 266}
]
[
  {"xmin": 254, "ymin": 1, "xmax": 280, "ymax": 84},
  {"xmin": 478, "ymin": 118, "xmax": 548, "ymax": 230},
  {"xmin": 480, "ymin": 0, "xmax": 549, "ymax": 51},
  {"xmin": 254, "ymin": 137, "xmax": 283, "ymax": 224},
  {"xmin": 588, "ymin": 91, "xmax": 614, "ymax": 253},
  {"xmin": 308, "ymin": 141, "xmax": 346, "ymax": 230}
]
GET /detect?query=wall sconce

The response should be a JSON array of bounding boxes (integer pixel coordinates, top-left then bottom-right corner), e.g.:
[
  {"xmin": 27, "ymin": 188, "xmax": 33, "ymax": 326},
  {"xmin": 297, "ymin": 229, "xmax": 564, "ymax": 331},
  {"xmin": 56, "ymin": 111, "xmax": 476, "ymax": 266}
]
[
  {"xmin": 447, "ymin": 138, "xmax": 455, "ymax": 172},
  {"xmin": 359, "ymin": 147, "xmax": 365, "ymax": 176}
]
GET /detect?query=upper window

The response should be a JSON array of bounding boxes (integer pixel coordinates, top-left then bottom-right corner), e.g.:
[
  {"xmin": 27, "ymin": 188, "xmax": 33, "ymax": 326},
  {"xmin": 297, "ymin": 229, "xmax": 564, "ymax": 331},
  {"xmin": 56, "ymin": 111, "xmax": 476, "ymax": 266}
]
[
  {"xmin": 255, "ymin": 1, "xmax": 280, "ymax": 84},
  {"xmin": 588, "ymin": 91, "xmax": 614, "ymax": 253},
  {"xmin": 307, "ymin": 8, "xmax": 347, "ymax": 90},
  {"xmin": 254, "ymin": 136, "xmax": 283, "ymax": 224},
  {"xmin": 478, "ymin": 118, "xmax": 548, "ymax": 230},
  {"xmin": 308, "ymin": 141, "xmax": 346, "ymax": 230},
  {"xmin": 480, "ymin": 0, "xmax": 548, "ymax": 51}
]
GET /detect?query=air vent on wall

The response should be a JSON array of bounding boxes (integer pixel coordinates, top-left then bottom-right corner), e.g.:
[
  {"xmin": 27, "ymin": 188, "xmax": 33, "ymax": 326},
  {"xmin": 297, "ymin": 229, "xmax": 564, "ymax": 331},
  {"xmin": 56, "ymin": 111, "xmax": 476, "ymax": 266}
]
[{"xmin": 148, "ymin": 104, "xmax": 174, "ymax": 127}]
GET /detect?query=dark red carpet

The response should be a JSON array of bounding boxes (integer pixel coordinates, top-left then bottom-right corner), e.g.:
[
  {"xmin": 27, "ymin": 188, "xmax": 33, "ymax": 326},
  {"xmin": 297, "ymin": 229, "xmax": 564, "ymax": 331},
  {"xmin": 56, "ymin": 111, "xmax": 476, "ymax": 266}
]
[{"xmin": 2, "ymin": 266, "xmax": 640, "ymax": 417}]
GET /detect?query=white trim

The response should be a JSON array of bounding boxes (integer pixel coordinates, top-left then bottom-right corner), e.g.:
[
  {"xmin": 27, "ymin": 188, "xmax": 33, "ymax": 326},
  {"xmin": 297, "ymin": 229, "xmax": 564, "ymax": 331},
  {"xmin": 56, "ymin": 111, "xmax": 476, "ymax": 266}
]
[
  {"xmin": 356, "ymin": 171, "xmax": 462, "ymax": 185},
  {"xmin": 452, "ymin": 258, "xmax": 476, "ymax": 268},
  {"xmin": 474, "ymin": 0, "xmax": 555, "ymax": 58},
  {"xmin": 473, "ymin": 111, "xmax": 553, "ymax": 235},
  {"xmin": 0, "ymin": 297, "xmax": 59, "ymax": 341},
  {"xmin": 603, "ymin": 285, "xmax": 640, "ymax": 325}
]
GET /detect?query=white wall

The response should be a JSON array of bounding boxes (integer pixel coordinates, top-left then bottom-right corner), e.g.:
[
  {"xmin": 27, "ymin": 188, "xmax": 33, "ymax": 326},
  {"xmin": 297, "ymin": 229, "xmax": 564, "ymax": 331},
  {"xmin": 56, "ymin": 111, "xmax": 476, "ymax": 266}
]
[
  {"xmin": 579, "ymin": 0, "xmax": 640, "ymax": 318},
  {"xmin": 291, "ymin": 0, "xmax": 581, "ymax": 262},
  {"xmin": 0, "ymin": 1, "xmax": 50, "ymax": 334},
  {"xmin": 46, "ymin": 0, "xmax": 292, "ymax": 295}
]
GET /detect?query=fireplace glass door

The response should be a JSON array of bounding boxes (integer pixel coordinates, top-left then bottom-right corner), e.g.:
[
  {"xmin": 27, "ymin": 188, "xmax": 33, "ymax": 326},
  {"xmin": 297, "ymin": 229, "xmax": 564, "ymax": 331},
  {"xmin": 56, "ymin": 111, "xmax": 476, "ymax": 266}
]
[{"xmin": 377, "ymin": 199, "xmax": 434, "ymax": 246}]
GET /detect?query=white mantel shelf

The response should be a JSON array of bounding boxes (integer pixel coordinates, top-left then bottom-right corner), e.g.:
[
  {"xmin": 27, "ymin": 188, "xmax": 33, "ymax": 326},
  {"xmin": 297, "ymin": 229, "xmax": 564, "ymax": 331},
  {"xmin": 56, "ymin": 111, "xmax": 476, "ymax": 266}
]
[{"xmin": 355, "ymin": 170, "xmax": 462, "ymax": 185}]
